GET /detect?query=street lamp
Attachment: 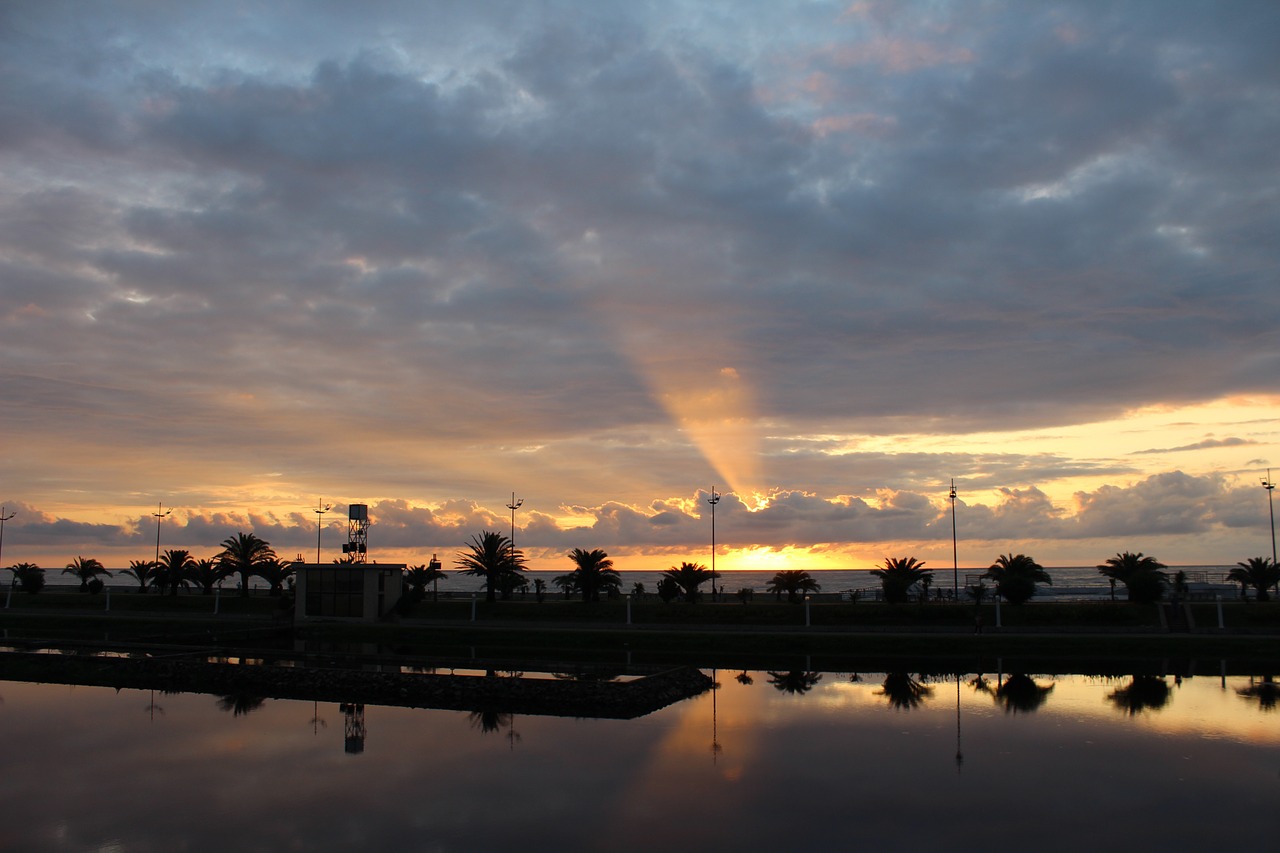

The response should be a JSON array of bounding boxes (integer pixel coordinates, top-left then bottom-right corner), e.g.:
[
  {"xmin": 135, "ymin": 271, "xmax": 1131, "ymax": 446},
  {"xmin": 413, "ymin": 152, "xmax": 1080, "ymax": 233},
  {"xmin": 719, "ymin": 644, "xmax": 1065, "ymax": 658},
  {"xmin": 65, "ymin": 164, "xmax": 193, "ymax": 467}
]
[
  {"xmin": 152, "ymin": 502, "xmax": 173, "ymax": 565},
  {"xmin": 949, "ymin": 479, "xmax": 958, "ymax": 600},
  {"xmin": 1264, "ymin": 470, "xmax": 1277, "ymax": 568},
  {"xmin": 506, "ymin": 493, "xmax": 524, "ymax": 566},
  {"xmin": 707, "ymin": 487, "xmax": 720, "ymax": 601},
  {"xmin": 314, "ymin": 500, "xmax": 331, "ymax": 565}
]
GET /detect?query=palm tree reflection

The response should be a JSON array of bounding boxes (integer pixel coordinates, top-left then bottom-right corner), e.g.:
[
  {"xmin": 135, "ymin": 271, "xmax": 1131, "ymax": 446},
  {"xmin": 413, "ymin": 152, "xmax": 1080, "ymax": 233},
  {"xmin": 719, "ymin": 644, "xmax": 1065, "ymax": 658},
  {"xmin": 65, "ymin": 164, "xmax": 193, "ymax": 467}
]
[
  {"xmin": 877, "ymin": 672, "xmax": 934, "ymax": 710},
  {"xmin": 995, "ymin": 674, "xmax": 1055, "ymax": 714},
  {"xmin": 767, "ymin": 671, "xmax": 822, "ymax": 695},
  {"xmin": 216, "ymin": 693, "xmax": 266, "ymax": 717},
  {"xmin": 1106, "ymin": 675, "xmax": 1171, "ymax": 716},
  {"xmin": 1237, "ymin": 675, "xmax": 1280, "ymax": 711}
]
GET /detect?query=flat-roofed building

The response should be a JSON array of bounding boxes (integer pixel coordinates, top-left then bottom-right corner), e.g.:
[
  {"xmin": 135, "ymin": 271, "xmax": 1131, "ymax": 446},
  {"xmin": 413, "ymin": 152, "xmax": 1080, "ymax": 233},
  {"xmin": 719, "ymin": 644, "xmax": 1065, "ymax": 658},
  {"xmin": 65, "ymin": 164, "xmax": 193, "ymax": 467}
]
[{"xmin": 294, "ymin": 562, "xmax": 405, "ymax": 622}]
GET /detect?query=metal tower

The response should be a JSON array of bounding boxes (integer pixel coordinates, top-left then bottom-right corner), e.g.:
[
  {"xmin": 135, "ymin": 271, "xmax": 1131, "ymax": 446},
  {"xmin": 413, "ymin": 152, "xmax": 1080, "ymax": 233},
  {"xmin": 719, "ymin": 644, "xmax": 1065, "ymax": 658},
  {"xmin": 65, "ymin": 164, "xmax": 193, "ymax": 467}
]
[{"xmin": 343, "ymin": 504, "xmax": 368, "ymax": 562}]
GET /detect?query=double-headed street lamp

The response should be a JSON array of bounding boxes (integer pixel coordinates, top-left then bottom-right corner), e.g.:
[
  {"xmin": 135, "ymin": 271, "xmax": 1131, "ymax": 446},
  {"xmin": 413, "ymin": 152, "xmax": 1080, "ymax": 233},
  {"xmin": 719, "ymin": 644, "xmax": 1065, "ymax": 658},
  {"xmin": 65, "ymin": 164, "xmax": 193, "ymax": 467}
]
[
  {"xmin": 507, "ymin": 493, "xmax": 524, "ymax": 565},
  {"xmin": 1264, "ymin": 470, "xmax": 1276, "ymax": 568},
  {"xmin": 949, "ymin": 479, "xmax": 958, "ymax": 600},
  {"xmin": 707, "ymin": 487, "xmax": 720, "ymax": 601},
  {"xmin": 315, "ymin": 500, "xmax": 331, "ymax": 565},
  {"xmin": 153, "ymin": 502, "xmax": 173, "ymax": 565}
]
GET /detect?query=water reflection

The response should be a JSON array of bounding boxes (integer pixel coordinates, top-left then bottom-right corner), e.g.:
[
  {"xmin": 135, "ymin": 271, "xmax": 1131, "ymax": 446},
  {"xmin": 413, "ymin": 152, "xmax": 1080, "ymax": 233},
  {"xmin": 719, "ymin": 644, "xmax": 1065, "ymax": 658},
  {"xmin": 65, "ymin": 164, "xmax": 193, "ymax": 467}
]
[
  {"xmin": 994, "ymin": 673, "xmax": 1055, "ymax": 714},
  {"xmin": 1236, "ymin": 675, "xmax": 1279, "ymax": 711},
  {"xmin": 876, "ymin": 671, "xmax": 933, "ymax": 710},
  {"xmin": 5, "ymin": 660, "xmax": 1280, "ymax": 851},
  {"xmin": 216, "ymin": 693, "xmax": 266, "ymax": 717},
  {"xmin": 1106, "ymin": 675, "xmax": 1172, "ymax": 716},
  {"xmin": 765, "ymin": 670, "xmax": 821, "ymax": 695}
]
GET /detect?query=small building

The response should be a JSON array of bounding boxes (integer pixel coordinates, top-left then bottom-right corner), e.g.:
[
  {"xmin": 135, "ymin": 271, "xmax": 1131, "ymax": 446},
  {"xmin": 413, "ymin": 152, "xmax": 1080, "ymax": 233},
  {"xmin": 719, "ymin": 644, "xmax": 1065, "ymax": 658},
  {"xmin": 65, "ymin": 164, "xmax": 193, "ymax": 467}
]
[{"xmin": 294, "ymin": 562, "xmax": 405, "ymax": 622}]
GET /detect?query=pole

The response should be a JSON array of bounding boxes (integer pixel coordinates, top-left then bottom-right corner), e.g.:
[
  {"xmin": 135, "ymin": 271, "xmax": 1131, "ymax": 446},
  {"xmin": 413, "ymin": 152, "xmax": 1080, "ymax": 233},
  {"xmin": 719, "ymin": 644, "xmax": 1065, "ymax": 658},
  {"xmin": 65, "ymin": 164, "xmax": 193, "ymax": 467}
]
[
  {"xmin": 506, "ymin": 493, "xmax": 523, "ymax": 569},
  {"xmin": 152, "ymin": 502, "xmax": 172, "ymax": 565},
  {"xmin": 707, "ymin": 487, "xmax": 720, "ymax": 601},
  {"xmin": 1263, "ymin": 470, "xmax": 1276, "ymax": 568},
  {"xmin": 314, "ymin": 500, "xmax": 331, "ymax": 565},
  {"xmin": 949, "ymin": 479, "xmax": 958, "ymax": 600}
]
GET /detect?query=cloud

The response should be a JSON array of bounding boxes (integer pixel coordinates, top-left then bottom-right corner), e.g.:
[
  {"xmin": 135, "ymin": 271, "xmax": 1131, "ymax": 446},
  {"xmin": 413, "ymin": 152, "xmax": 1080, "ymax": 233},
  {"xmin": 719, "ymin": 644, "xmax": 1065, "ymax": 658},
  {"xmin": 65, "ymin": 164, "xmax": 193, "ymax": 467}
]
[
  {"xmin": 1133, "ymin": 437, "xmax": 1255, "ymax": 455},
  {"xmin": 0, "ymin": 2, "xmax": 1277, "ymax": 566}
]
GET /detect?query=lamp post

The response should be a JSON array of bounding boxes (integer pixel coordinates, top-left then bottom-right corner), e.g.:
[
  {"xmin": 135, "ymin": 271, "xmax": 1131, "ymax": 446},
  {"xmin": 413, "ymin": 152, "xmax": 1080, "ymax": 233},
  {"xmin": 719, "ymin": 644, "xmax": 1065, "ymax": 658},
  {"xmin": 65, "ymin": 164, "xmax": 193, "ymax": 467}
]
[
  {"xmin": 506, "ymin": 493, "xmax": 523, "ymax": 567},
  {"xmin": 707, "ymin": 487, "xmax": 720, "ymax": 601},
  {"xmin": 949, "ymin": 479, "xmax": 958, "ymax": 600},
  {"xmin": 1264, "ymin": 470, "xmax": 1277, "ymax": 568},
  {"xmin": 152, "ymin": 502, "xmax": 172, "ymax": 565},
  {"xmin": 0, "ymin": 506, "xmax": 15, "ymax": 570},
  {"xmin": 314, "ymin": 500, "xmax": 331, "ymax": 565}
]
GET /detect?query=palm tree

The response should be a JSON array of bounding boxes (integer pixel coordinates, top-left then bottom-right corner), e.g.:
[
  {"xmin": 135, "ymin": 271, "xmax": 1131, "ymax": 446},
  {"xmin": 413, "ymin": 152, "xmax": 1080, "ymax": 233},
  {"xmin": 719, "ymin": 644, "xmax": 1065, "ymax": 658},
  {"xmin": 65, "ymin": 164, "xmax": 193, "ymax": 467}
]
[
  {"xmin": 218, "ymin": 532, "xmax": 277, "ymax": 597},
  {"xmin": 405, "ymin": 561, "xmax": 448, "ymax": 602},
  {"xmin": 255, "ymin": 558, "xmax": 294, "ymax": 597},
  {"xmin": 63, "ymin": 556, "xmax": 109, "ymax": 592},
  {"xmin": 984, "ymin": 553, "xmax": 1053, "ymax": 605},
  {"xmin": 765, "ymin": 569, "xmax": 821, "ymax": 603},
  {"xmin": 661, "ymin": 562, "xmax": 718, "ymax": 604},
  {"xmin": 8, "ymin": 562, "xmax": 45, "ymax": 594},
  {"xmin": 870, "ymin": 557, "xmax": 930, "ymax": 604},
  {"xmin": 1228, "ymin": 557, "xmax": 1279, "ymax": 602},
  {"xmin": 189, "ymin": 558, "xmax": 229, "ymax": 595},
  {"xmin": 455, "ymin": 530, "xmax": 524, "ymax": 603},
  {"xmin": 564, "ymin": 548, "xmax": 620, "ymax": 602},
  {"xmin": 123, "ymin": 559, "xmax": 157, "ymax": 594},
  {"xmin": 154, "ymin": 548, "xmax": 195, "ymax": 596},
  {"xmin": 1096, "ymin": 552, "xmax": 1167, "ymax": 604}
]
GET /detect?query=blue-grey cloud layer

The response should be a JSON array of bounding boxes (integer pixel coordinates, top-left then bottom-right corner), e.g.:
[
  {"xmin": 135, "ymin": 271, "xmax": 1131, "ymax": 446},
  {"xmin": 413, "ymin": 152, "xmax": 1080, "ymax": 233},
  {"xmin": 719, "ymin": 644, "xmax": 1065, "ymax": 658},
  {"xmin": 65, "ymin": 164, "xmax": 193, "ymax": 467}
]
[{"xmin": 1, "ymin": 1, "xmax": 1277, "ymax": 560}]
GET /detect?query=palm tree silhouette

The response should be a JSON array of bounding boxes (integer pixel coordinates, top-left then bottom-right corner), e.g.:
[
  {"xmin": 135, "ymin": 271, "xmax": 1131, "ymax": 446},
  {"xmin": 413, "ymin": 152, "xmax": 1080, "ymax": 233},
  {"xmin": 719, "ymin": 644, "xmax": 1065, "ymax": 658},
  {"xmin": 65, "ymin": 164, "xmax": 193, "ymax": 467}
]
[
  {"xmin": 661, "ymin": 562, "xmax": 718, "ymax": 604},
  {"xmin": 189, "ymin": 557, "xmax": 230, "ymax": 595},
  {"xmin": 984, "ymin": 554, "xmax": 1052, "ymax": 605},
  {"xmin": 123, "ymin": 559, "xmax": 156, "ymax": 594},
  {"xmin": 871, "ymin": 557, "xmax": 930, "ymax": 604},
  {"xmin": 218, "ymin": 532, "xmax": 277, "ymax": 597},
  {"xmin": 154, "ymin": 548, "xmax": 196, "ymax": 596},
  {"xmin": 1097, "ymin": 552, "xmax": 1167, "ymax": 604},
  {"xmin": 8, "ymin": 563, "xmax": 45, "ymax": 593},
  {"xmin": 1228, "ymin": 557, "xmax": 1279, "ymax": 602},
  {"xmin": 63, "ymin": 556, "xmax": 109, "ymax": 592},
  {"xmin": 455, "ymin": 530, "xmax": 524, "ymax": 602},
  {"xmin": 564, "ymin": 548, "xmax": 620, "ymax": 602},
  {"xmin": 765, "ymin": 569, "xmax": 821, "ymax": 603},
  {"xmin": 405, "ymin": 561, "xmax": 448, "ymax": 601}
]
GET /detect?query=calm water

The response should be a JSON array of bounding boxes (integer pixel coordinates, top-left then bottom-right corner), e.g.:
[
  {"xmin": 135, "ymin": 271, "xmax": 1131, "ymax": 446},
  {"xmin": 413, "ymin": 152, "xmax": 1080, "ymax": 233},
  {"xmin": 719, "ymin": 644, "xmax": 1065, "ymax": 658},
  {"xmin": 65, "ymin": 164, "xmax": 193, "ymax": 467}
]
[{"xmin": 3, "ymin": 661, "xmax": 1277, "ymax": 851}]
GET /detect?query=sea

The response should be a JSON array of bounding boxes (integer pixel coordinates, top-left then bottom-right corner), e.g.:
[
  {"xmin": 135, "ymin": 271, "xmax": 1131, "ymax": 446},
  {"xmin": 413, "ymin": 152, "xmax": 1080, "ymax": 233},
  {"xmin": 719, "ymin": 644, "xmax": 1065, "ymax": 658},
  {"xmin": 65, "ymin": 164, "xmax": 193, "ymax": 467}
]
[{"xmin": 39, "ymin": 564, "xmax": 1241, "ymax": 601}]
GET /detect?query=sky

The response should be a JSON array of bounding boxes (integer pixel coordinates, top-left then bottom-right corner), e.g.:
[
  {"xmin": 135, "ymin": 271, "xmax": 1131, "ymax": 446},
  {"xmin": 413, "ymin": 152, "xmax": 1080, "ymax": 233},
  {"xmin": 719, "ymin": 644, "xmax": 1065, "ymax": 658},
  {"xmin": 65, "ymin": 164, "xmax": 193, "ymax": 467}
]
[{"xmin": 1, "ymin": 0, "xmax": 1277, "ymax": 573}]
